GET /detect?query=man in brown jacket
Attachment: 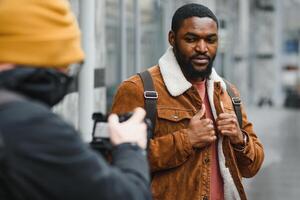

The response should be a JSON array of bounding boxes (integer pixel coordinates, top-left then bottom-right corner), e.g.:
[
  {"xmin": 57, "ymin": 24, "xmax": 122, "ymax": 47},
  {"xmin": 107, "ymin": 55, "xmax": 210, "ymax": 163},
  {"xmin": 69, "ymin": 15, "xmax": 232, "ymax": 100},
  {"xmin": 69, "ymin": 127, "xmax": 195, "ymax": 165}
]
[{"xmin": 112, "ymin": 3, "xmax": 264, "ymax": 200}]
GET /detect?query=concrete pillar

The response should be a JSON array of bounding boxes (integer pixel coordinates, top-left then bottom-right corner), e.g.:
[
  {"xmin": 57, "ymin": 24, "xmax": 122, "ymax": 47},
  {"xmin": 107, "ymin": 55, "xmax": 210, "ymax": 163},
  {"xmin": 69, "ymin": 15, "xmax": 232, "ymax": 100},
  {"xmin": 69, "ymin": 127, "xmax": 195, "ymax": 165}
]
[
  {"xmin": 274, "ymin": 0, "xmax": 284, "ymax": 106},
  {"xmin": 234, "ymin": 0, "xmax": 250, "ymax": 103},
  {"xmin": 134, "ymin": 0, "xmax": 141, "ymax": 73},
  {"xmin": 162, "ymin": 0, "xmax": 174, "ymax": 49},
  {"xmin": 94, "ymin": 0, "xmax": 106, "ymax": 116},
  {"xmin": 78, "ymin": 0, "xmax": 95, "ymax": 141},
  {"xmin": 120, "ymin": 0, "xmax": 127, "ymax": 81}
]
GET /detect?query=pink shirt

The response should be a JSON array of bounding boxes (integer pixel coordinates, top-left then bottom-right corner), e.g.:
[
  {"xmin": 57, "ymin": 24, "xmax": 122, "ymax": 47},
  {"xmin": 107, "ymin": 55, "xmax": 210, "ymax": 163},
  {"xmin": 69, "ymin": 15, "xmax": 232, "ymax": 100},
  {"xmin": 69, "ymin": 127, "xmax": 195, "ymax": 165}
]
[{"xmin": 193, "ymin": 80, "xmax": 224, "ymax": 200}]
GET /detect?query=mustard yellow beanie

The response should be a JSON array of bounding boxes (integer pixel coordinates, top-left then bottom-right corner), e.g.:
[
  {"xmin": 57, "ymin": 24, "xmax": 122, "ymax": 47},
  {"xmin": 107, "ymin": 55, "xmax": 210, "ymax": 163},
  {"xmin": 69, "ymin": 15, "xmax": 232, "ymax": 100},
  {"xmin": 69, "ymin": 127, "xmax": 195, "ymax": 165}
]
[{"xmin": 0, "ymin": 0, "xmax": 84, "ymax": 68}]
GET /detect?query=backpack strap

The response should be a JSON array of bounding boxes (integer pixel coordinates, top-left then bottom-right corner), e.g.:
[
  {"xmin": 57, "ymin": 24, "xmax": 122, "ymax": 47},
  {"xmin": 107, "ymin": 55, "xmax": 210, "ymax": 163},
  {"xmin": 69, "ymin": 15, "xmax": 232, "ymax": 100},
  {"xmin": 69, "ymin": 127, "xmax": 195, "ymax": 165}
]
[
  {"xmin": 138, "ymin": 70, "xmax": 158, "ymax": 139},
  {"xmin": 223, "ymin": 80, "xmax": 243, "ymax": 128}
]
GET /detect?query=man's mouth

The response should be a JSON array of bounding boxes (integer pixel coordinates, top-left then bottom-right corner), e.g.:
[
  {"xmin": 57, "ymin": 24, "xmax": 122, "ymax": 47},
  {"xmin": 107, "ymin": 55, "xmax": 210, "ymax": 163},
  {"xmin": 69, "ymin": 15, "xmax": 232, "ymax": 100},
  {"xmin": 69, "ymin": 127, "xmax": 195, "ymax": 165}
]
[{"xmin": 191, "ymin": 55, "xmax": 210, "ymax": 65}]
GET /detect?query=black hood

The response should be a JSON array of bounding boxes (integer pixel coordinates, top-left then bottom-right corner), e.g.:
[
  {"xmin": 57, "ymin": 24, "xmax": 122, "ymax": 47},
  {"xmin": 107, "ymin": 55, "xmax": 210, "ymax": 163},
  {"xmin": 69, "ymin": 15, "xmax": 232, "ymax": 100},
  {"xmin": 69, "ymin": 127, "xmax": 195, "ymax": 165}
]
[{"xmin": 0, "ymin": 67, "xmax": 73, "ymax": 107}]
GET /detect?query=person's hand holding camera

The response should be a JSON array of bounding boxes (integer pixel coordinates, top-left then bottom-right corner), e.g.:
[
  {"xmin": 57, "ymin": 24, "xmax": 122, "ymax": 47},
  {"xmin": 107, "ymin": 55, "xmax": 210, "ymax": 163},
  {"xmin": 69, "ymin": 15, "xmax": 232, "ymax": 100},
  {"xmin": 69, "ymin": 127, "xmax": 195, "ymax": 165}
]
[{"xmin": 108, "ymin": 107, "xmax": 147, "ymax": 149}]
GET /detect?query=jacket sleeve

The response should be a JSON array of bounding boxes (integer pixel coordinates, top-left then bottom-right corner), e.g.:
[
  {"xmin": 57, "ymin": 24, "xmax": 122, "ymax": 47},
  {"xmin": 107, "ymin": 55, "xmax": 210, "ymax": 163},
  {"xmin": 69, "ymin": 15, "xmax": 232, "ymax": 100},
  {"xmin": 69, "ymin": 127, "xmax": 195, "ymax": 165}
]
[
  {"xmin": 228, "ymin": 86, "xmax": 264, "ymax": 178},
  {"xmin": 92, "ymin": 144, "xmax": 152, "ymax": 200},
  {"xmin": 0, "ymin": 101, "xmax": 151, "ymax": 200},
  {"xmin": 112, "ymin": 80, "xmax": 194, "ymax": 173},
  {"xmin": 234, "ymin": 103, "xmax": 264, "ymax": 178}
]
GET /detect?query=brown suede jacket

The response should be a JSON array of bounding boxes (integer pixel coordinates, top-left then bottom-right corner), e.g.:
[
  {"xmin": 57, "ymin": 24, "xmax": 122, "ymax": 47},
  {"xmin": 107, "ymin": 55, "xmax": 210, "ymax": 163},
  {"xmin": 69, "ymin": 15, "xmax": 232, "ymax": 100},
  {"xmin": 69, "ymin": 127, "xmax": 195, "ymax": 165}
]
[{"xmin": 111, "ymin": 48, "xmax": 264, "ymax": 200}]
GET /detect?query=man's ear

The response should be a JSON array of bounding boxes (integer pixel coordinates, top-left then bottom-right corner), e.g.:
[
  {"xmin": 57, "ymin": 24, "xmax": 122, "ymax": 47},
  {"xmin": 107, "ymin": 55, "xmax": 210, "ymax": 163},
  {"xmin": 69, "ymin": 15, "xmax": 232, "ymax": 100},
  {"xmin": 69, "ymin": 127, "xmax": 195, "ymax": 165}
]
[{"xmin": 168, "ymin": 31, "xmax": 175, "ymax": 47}]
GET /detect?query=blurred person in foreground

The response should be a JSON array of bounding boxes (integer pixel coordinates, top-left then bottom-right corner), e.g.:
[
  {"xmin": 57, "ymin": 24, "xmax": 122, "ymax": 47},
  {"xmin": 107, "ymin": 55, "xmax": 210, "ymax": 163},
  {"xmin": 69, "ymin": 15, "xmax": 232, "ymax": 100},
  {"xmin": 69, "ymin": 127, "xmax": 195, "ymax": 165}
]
[
  {"xmin": 112, "ymin": 3, "xmax": 264, "ymax": 200},
  {"xmin": 0, "ymin": 0, "xmax": 151, "ymax": 199}
]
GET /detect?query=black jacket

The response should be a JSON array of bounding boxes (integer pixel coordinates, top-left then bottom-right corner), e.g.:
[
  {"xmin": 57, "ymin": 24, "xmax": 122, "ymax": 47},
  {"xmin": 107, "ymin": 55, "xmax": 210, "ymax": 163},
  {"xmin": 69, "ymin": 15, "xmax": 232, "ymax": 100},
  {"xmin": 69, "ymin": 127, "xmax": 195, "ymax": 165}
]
[{"xmin": 0, "ymin": 90, "xmax": 151, "ymax": 200}]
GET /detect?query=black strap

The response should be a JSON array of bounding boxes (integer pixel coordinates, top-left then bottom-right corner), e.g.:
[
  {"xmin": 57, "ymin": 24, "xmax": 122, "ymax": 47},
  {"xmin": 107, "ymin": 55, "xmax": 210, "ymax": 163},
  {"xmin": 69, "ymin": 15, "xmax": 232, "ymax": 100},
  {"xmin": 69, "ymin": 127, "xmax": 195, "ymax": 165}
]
[
  {"xmin": 138, "ymin": 71, "xmax": 158, "ymax": 139},
  {"xmin": 223, "ymin": 80, "xmax": 243, "ymax": 128}
]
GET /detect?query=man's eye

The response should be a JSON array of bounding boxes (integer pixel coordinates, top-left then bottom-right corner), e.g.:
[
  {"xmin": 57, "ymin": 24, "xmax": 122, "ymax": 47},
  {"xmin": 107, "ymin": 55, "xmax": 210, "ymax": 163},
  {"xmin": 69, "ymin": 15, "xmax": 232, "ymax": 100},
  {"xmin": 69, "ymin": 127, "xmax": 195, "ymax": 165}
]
[
  {"xmin": 185, "ymin": 37, "xmax": 196, "ymax": 42},
  {"xmin": 207, "ymin": 37, "xmax": 217, "ymax": 43}
]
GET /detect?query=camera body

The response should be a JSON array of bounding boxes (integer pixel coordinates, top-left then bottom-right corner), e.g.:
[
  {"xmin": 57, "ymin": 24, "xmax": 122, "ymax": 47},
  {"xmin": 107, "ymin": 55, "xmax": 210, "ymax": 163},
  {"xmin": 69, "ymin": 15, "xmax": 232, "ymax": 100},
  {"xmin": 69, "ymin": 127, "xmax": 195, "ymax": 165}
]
[{"xmin": 90, "ymin": 112, "xmax": 152, "ymax": 155}]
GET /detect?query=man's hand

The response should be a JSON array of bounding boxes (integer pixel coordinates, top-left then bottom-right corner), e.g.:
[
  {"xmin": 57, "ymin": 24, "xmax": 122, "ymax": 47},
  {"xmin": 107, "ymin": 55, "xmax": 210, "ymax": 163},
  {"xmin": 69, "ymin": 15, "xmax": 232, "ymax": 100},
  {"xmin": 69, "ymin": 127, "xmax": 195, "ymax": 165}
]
[
  {"xmin": 216, "ymin": 112, "xmax": 244, "ymax": 145},
  {"xmin": 108, "ymin": 107, "xmax": 147, "ymax": 149},
  {"xmin": 187, "ymin": 105, "xmax": 216, "ymax": 148}
]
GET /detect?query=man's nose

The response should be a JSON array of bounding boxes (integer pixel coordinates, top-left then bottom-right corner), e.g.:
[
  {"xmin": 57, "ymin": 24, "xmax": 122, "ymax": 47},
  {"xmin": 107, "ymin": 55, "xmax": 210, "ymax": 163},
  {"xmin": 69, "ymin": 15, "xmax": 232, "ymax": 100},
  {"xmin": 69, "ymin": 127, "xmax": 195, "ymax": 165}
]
[{"xmin": 195, "ymin": 40, "xmax": 208, "ymax": 53}]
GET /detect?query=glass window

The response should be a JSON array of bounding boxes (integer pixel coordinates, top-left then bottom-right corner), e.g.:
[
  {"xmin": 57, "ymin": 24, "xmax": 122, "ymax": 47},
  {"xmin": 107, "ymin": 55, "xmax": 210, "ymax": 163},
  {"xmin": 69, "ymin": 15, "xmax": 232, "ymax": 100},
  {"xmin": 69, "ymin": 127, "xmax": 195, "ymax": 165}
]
[{"xmin": 105, "ymin": 0, "xmax": 165, "ymax": 112}]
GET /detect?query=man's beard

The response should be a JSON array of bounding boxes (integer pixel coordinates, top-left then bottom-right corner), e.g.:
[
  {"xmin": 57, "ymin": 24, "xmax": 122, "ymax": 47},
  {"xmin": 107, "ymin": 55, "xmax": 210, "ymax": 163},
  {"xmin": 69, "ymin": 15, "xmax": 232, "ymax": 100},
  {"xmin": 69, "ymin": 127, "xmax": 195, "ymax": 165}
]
[{"xmin": 174, "ymin": 43, "xmax": 215, "ymax": 80}]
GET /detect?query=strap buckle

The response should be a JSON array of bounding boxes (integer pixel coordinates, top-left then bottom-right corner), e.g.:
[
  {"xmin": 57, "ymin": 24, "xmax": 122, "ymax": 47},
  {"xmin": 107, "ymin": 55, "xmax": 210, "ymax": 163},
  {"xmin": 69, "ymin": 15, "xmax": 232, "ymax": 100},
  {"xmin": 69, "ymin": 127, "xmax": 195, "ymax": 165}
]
[
  {"xmin": 144, "ymin": 91, "xmax": 158, "ymax": 99},
  {"xmin": 232, "ymin": 97, "xmax": 241, "ymax": 105}
]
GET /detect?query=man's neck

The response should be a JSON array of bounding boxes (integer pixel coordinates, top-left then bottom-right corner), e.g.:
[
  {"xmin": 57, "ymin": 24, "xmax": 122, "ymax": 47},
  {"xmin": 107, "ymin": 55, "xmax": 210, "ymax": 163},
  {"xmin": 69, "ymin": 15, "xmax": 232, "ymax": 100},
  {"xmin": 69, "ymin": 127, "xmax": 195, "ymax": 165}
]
[
  {"xmin": 189, "ymin": 77, "xmax": 205, "ymax": 84},
  {"xmin": 181, "ymin": 71, "xmax": 205, "ymax": 83}
]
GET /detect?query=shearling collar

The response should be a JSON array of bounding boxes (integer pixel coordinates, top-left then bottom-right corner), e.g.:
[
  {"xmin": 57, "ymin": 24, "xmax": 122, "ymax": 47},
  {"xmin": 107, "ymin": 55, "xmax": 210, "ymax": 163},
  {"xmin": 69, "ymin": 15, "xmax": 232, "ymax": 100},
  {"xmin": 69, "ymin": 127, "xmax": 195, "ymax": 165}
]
[{"xmin": 158, "ymin": 46, "xmax": 226, "ymax": 97}]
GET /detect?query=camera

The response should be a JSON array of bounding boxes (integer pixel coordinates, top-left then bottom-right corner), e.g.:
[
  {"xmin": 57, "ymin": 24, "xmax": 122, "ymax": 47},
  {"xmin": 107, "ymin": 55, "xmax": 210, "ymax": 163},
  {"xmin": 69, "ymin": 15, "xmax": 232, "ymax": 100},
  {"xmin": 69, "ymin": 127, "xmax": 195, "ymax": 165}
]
[{"xmin": 90, "ymin": 112, "xmax": 153, "ymax": 156}]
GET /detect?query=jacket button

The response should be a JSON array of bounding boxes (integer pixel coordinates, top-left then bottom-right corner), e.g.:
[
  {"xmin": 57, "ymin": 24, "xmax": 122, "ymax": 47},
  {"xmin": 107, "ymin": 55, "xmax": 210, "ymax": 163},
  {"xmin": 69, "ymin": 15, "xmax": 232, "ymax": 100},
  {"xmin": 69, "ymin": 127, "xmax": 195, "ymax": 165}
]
[
  {"xmin": 203, "ymin": 196, "xmax": 208, "ymax": 200},
  {"xmin": 204, "ymin": 158, "xmax": 210, "ymax": 164}
]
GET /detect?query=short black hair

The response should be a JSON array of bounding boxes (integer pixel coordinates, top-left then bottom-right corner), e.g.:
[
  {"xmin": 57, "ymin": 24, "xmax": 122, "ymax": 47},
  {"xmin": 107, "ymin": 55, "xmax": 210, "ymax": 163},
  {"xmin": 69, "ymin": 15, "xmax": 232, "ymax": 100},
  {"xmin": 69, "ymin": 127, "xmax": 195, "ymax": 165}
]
[{"xmin": 171, "ymin": 3, "xmax": 219, "ymax": 33}]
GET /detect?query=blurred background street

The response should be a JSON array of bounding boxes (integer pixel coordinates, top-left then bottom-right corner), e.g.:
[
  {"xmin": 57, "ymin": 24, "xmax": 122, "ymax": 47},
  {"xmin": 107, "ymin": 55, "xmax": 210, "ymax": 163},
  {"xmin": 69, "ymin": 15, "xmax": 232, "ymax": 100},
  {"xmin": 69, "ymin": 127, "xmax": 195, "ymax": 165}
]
[{"xmin": 245, "ymin": 107, "xmax": 300, "ymax": 199}]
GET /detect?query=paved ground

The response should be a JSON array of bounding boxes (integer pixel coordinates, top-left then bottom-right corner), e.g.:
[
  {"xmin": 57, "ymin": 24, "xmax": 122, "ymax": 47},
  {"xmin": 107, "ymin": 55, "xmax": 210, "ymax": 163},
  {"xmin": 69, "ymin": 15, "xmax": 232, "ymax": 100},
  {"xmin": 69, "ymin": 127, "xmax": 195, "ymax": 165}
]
[{"xmin": 244, "ymin": 107, "xmax": 300, "ymax": 200}]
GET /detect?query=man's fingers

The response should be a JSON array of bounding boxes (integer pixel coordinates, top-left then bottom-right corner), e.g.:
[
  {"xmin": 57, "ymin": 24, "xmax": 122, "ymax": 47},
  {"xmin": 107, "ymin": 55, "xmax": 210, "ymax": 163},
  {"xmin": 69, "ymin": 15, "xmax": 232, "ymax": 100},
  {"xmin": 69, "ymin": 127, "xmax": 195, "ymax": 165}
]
[
  {"xmin": 218, "ymin": 112, "xmax": 236, "ymax": 120},
  {"xmin": 217, "ymin": 118, "xmax": 237, "ymax": 126},
  {"xmin": 194, "ymin": 104, "xmax": 206, "ymax": 119},
  {"xmin": 127, "ymin": 107, "xmax": 146, "ymax": 123},
  {"xmin": 218, "ymin": 125, "xmax": 237, "ymax": 135},
  {"xmin": 218, "ymin": 124, "xmax": 235, "ymax": 129},
  {"xmin": 201, "ymin": 119, "xmax": 213, "ymax": 126},
  {"xmin": 211, "ymin": 135, "xmax": 217, "ymax": 141},
  {"xmin": 194, "ymin": 136, "xmax": 217, "ymax": 147},
  {"xmin": 209, "ymin": 130, "xmax": 216, "ymax": 136},
  {"xmin": 219, "ymin": 130, "xmax": 232, "ymax": 137}
]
